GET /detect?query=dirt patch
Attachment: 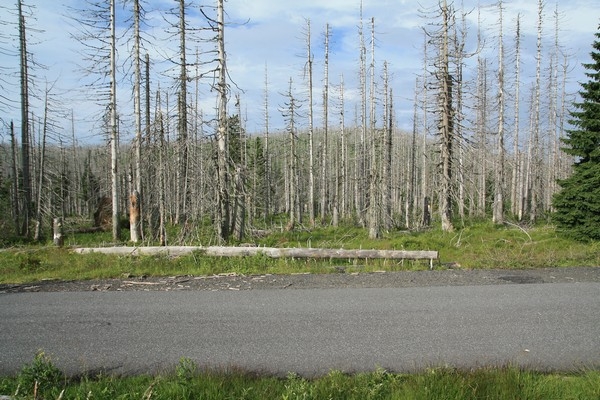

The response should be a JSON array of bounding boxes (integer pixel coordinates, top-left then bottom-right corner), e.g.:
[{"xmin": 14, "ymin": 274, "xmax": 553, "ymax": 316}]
[{"xmin": 1, "ymin": 267, "xmax": 598, "ymax": 293}]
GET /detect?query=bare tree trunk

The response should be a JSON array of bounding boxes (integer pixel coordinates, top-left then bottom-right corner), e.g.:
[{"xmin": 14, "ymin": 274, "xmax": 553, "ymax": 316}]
[
  {"xmin": 215, "ymin": 0, "xmax": 230, "ymax": 242},
  {"xmin": 34, "ymin": 88, "xmax": 49, "ymax": 241},
  {"xmin": 156, "ymin": 90, "xmax": 167, "ymax": 246},
  {"xmin": 410, "ymin": 79, "xmax": 419, "ymax": 229},
  {"xmin": 454, "ymin": 11, "xmax": 467, "ymax": 224},
  {"xmin": 338, "ymin": 74, "xmax": 347, "ymax": 223},
  {"xmin": 285, "ymin": 78, "xmax": 297, "ymax": 231},
  {"xmin": 320, "ymin": 23, "xmax": 330, "ymax": 224},
  {"xmin": 477, "ymin": 57, "xmax": 488, "ymax": 218},
  {"xmin": 510, "ymin": 15, "xmax": 521, "ymax": 218},
  {"xmin": 176, "ymin": 0, "xmax": 189, "ymax": 225},
  {"xmin": 356, "ymin": 1, "xmax": 367, "ymax": 226},
  {"xmin": 18, "ymin": 0, "xmax": 31, "ymax": 238},
  {"xmin": 530, "ymin": 0, "xmax": 543, "ymax": 223},
  {"xmin": 493, "ymin": 0, "xmax": 505, "ymax": 224},
  {"xmin": 438, "ymin": 0, "xmax": 454, "ymax": 232},
  {"xmin": 263, "ymin": 64, "xmax": 271, "ymax": 224},
  {"xmin": 10, "ymin": 121, "xmax": 20, "ymax": 236},
  {"xmin": 384, "ymin": 73, "xmax": 394, "ymax": 230},
  {"xmin": 130, "ymin": 0, "xmax": 143, "ymax": 242},
  {"xmin": 367, "ymin": 17, "xmax": 380, "ymax": 239},
  {"xmin": 305, "ymin": 19, "xmax": 315, "ymax": 227},
  {"xmin": 420, "ymin": 35, "xmax": 430, "ymax": 228},
  {"xmin": 110, "ymin": 0, "xmax": 120, "ymax": 241},
  {"xmin": 232, "ymin": 95, "xmax": 246, "ymax": 241}
]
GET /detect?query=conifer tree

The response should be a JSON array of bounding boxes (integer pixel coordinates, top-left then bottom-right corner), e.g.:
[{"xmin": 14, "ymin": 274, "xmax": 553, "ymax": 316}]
[{"xmin": 552, "ymin": 25, "xmax": 600, "ymax": 240}]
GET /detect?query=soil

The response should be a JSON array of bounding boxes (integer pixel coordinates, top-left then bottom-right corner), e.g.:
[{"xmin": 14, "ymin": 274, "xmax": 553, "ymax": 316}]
[{"xmin": 1, "ymin": 266, "xmax": 598, "ymax": 293}]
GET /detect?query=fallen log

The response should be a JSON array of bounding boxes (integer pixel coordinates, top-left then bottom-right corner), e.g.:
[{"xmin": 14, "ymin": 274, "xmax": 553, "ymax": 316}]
[{"xmin": 73, "ymin": 246, "xmax": 439, "ymax": 268}]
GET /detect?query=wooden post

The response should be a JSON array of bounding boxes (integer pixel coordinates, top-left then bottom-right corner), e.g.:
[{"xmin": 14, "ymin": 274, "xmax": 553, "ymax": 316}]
[{"xmin": 53, "ymin": 218, "xmax": 64, "ymax": 247}]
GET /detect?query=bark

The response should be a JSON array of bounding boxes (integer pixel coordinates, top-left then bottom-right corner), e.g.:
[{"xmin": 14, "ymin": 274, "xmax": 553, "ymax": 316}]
[
  {"xmin": 438, "ymin": 0, "xmax": 454, "ymax": 232},
  {"xmin": 129, "ymin": 190, "xmax": 141, "ymax": 243}
]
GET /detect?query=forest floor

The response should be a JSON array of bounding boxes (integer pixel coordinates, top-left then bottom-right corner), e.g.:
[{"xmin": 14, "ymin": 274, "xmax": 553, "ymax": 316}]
[{"xmin": 2, "ymin": 265, "xmax": 598, "ymax": 293}]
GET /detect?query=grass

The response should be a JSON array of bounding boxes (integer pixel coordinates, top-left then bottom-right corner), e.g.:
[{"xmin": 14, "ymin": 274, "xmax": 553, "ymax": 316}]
[
  {"xmin": 1, "ymin": 226, "xmax": 599, "ymax": 398},
  {"xmin": 0, "ymin": 222, "xmax": 598, "ymax": 284},
  {"xmin": 1, "ymin": 355, "xmax": 599, "ymax": 400}
]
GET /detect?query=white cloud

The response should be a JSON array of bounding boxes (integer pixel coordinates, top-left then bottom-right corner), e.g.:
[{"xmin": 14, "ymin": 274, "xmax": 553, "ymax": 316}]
[{"xmin": 0, "ymin": 0, "xmax": 596, "ymax": 140}]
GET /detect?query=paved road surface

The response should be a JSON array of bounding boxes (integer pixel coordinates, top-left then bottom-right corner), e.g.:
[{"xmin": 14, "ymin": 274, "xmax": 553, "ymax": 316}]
[{"xmin": 1, "ymin": 282, "xmax": 599, "ymax": 376}]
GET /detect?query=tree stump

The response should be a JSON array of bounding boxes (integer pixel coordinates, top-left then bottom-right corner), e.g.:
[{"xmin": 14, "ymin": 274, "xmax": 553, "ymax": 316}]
[
  {"xmin": 129, "ymin": 191, "xmax": 141, "ymax": 243},
  {"xmin": 53, "ymin": 218, "xmax": 64, "ymax": 247}
]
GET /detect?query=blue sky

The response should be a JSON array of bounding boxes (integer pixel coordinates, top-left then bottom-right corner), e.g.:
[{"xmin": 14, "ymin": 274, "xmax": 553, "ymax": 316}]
[{"xmin": 0, "ymin": 0, "xmax": 598, "ymax": 143}]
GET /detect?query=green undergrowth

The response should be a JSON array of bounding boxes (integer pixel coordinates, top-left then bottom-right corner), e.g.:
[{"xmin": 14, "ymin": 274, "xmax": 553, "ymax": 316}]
[
  {"xmin": 0, "ymin": 222, "xmax": 598, "ymax": 284},
  {"xmin": 1, "ymin": 355, "xmax": 599, "ymax": 400}
]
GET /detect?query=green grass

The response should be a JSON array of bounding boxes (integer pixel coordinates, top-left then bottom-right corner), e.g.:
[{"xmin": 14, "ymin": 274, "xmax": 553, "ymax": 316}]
[
  {"xmin": 1, "ymin": 222, "xmax": 598, "ymax": 284},
  {"xmin": 1, "ymin": 355, "xmax": 599, "ymax": 400}
]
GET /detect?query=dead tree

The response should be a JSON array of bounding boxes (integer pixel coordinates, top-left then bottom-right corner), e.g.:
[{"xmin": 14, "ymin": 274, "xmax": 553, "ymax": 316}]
[
  {"xmin": 304, "ymin": 19, "xmax": 316, "ymax": 227},
  {"xmin": 434, "ymin": 0, "xmax": 455, "ymax": 232},
  {"xmin": 130, "ymin": 0, "xmax": 143, "ymax": 242},
  {"xmin": 18, "ymin": 0, "xmax": 31, "ymax": 237},
  {"xmin": 493, "ymin": 0, "xmax": 506, "ymax": 224},
  {"xmin": 215, "ymin": 0, "xmax": 230, "ymax": 242},
  {"xmin": 109, "ymin": 0, "xmax": 120, "ymax": 241}
]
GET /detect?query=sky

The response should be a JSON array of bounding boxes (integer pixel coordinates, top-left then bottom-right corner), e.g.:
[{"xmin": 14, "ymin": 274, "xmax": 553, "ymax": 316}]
[{"xmin": 0, "ymin": 0, "xmax": 598, "ymax": 144}]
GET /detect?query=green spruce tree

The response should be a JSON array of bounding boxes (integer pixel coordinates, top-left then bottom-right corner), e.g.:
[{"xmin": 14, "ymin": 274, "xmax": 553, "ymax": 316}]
[{"xmin": 553, "ymin": 25, "xmax": 600, "ymax": 241}]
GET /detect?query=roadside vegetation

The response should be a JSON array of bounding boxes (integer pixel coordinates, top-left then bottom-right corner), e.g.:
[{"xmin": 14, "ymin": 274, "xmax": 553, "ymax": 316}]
[
  {"xmin": 1, "ymin": 222, "xmax": 598, "ymax": 398},
  {"xmin": 1, "ymin": 353, "xmax": 599, "ymax": 400},
  {"xmin": 0, "ymin": 221, "xmax": 598, "ymax": 285}
]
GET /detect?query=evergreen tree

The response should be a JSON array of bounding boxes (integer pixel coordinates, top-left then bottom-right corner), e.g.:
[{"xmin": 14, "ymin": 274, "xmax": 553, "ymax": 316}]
[{"xmin": 553, "ymin": 25, "xmax": 600, "ymax": 240}]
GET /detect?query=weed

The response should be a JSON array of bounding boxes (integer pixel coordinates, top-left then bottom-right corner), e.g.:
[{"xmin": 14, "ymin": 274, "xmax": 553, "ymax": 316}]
[
  {"xmin": 175, "ymin": 357, "xmax": 198, "ymax": 382},
  {"xmin": 17, "ymin": 351, "xmax": 65, "ymax": 397}
]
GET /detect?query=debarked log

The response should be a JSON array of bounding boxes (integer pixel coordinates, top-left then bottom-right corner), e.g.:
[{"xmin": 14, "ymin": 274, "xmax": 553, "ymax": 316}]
[{"xmin": 72, "ymin": 246, "xmax": 439, "ymax": 267}]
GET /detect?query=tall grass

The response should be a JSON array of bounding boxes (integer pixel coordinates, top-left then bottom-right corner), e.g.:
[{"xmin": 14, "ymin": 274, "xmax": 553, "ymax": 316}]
[
  {"xmin": 0, "ymin": 222, "xmax": 598, "ymax": 284},
  {"xmin": 1, "ymin": 356, "xmax": 599, "ymax": 400}
]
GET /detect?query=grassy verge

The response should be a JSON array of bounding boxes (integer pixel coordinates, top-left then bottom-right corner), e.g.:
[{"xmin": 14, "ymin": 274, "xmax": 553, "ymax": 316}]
[
  {"xmin": 1, "ymin": 354, "xmax": 599, "ymax": 400},
  {"xmin": 1, "ymin": 222, "xmax": 598, "ymax": 284}
]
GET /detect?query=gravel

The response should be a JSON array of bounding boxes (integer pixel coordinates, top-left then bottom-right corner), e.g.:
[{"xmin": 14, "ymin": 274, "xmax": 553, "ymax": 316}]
[{"xmin": 1, "ymin": 266, "xmax": 598, "ymax": 293}]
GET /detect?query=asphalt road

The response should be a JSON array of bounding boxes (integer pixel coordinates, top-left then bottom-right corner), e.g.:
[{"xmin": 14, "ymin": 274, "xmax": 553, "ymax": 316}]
[{"xmin": 1, "ymin": 282, "xmax": 599, "ymax": 377}]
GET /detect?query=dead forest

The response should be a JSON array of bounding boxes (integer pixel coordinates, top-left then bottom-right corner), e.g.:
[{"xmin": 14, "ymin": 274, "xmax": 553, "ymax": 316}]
[{"xmin": 0, "ymin": 0, "xmax": 577, "ymax": 245}]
